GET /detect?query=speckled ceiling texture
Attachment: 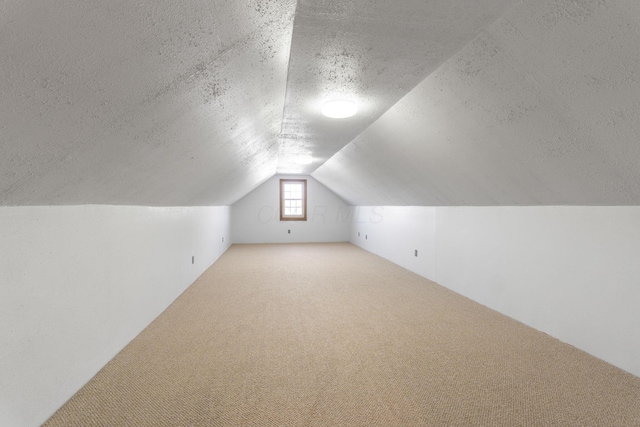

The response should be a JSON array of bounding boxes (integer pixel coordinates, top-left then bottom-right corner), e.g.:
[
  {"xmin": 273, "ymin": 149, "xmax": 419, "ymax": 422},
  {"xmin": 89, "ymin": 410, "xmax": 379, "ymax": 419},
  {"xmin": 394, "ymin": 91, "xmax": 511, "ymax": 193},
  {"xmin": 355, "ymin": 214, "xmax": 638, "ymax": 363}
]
[
  {"xmin": 0, "ymin": 0, "xmax": 295, "ymax": 205},
  {"xmin": 313, "ymin": 0, "xmax": 640, "ymax": 205},
  {"xmin": 2, "ymin": 0, "xmax": 639, "ymax": 206},
  {"xmin": 277, "ymin": 0, "xmax": 516, "ymax": 175}
]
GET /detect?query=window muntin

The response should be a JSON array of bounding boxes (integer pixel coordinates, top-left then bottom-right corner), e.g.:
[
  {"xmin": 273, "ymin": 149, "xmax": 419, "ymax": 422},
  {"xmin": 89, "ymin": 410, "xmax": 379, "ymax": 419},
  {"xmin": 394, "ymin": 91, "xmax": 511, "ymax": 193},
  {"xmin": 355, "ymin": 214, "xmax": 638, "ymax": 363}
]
[{"xmin": 280, "ymin": 179, "xmax": 307, "ymax": 221}]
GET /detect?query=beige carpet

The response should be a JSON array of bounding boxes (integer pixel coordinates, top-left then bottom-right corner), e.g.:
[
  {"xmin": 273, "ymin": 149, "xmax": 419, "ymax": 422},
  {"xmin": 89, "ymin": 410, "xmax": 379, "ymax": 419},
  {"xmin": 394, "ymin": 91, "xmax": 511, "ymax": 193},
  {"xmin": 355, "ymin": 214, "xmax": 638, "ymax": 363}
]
[{"xmin": 45, "ymin": 243, "xmax": 640, "ymax": 426}]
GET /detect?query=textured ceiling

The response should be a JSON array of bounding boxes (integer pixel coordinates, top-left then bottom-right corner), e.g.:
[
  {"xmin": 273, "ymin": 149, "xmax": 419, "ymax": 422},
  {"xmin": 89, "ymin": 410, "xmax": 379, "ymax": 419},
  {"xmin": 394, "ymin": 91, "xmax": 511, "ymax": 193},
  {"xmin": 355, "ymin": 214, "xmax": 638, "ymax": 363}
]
[
  {"xmin": 277, "ymin": 0, "xmax": 515, "ymax": 174},
  {"xmin": 314, "ymin": 0, "xmax": 640, "ymax": 205},
  {"xmin": 2, "ymin": 0, "xmax": 639, "ymax": 206},
  {"xmin": 0, "ymin": 0, "xmax": 296, "ymax": 205}
]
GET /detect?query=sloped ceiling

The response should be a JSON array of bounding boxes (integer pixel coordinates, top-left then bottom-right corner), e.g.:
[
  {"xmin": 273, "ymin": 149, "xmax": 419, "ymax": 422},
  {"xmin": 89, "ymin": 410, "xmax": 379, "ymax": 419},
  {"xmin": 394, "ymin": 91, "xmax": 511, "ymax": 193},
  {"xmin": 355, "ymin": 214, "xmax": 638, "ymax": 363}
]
[
  {"xmin": 0, "ymin": 0, "xmax": 296, "ymax": 205},
  {"xmin": 2, "ymin": 0, "xmax": 639, "ymax": 207},
  {"xmin": 277, "ymin": 0, "xmax": 515, "ymax": 175},
  {"xmin": 314, "ymin": 0, "xmax": 640, "ymax": 205}
]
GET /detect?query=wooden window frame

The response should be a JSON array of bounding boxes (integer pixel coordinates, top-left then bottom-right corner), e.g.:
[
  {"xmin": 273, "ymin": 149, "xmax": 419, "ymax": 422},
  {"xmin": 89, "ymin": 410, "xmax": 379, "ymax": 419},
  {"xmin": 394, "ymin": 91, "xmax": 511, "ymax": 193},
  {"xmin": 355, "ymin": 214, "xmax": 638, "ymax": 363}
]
[{"xmin": 280, "ymin": 179, "xmax": 307, "ymax": 221}]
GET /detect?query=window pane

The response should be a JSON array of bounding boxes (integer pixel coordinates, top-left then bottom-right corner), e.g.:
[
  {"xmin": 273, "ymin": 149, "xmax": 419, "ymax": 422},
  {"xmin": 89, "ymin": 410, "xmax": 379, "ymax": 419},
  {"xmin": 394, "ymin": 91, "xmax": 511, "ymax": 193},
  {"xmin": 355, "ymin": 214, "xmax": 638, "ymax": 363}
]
[{"xmin": 280, "ymin": 179, "xmax": 306, "ymax": 220}]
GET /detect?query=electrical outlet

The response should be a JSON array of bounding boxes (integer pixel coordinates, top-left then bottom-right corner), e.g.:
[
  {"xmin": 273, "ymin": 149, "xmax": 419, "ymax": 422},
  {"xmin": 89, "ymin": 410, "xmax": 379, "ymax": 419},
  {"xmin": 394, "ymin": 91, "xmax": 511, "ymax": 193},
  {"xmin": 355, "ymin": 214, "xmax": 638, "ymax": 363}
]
[
  {"xmin": 358, "ymin": 232, "xmax": 360, "ymax": 237},
  {"xmin": 192, "ymin": 256, "xmax": 195, "ymax": 264},
  {"xmin": 415, "ymin": 249, "xmax": 418, "ymax": 257},
  {"xmin": 288, "ymin": 229, "xmax": 291, "ymax": 234}
]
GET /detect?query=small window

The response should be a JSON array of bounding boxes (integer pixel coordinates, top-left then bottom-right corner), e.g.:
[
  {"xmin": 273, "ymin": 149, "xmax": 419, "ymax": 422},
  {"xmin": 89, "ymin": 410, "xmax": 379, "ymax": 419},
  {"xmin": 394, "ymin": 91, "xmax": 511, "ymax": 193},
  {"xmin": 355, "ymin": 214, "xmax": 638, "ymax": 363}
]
[{"xmin": 280, "ymin": 179, "xmax": 307, "ymax": 221}]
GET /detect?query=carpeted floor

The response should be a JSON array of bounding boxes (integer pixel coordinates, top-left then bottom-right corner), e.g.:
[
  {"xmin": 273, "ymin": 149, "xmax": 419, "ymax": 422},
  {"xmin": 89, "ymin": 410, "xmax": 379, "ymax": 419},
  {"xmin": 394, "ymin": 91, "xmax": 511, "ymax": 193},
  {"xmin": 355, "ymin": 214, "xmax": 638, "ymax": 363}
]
[{"xmin": 45, "ymin": 243, "xmax": 640, "ymax": 426}]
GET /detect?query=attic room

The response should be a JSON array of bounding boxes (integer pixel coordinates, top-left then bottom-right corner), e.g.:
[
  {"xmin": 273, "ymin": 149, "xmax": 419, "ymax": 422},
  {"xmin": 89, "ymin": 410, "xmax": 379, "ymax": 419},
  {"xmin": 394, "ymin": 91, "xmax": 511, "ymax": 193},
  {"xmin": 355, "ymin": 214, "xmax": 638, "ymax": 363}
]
[{"xmin": 1, "ymin": 0, "xmax": 640, "ymax": 425}]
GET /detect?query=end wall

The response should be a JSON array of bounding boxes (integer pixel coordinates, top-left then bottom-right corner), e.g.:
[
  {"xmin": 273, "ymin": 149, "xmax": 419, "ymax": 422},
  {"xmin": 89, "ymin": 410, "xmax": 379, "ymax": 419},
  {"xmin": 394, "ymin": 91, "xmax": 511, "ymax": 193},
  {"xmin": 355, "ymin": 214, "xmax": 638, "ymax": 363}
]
[
  {"xmin": 0, "ymin": 205, "xmax": 231, "ymax": 427},
  {"xmin": 231, "ymin": 175, "xmax": 351, "ymax": 243},
  {"xmin": 351, "ymin": 206, "xmax": 640, "ymax": 378}
]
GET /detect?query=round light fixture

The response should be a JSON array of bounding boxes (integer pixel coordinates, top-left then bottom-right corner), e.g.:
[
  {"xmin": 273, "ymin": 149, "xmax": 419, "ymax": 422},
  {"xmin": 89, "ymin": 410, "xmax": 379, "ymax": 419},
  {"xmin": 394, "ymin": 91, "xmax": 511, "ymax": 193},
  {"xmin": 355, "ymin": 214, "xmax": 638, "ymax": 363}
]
[
  {"xmin": 322, "ymin": 99, "xmax": 358, "ymax": 119},
  {"xmin": 294, "ymin": 156, "xmax": 313, "ymax": 165}
]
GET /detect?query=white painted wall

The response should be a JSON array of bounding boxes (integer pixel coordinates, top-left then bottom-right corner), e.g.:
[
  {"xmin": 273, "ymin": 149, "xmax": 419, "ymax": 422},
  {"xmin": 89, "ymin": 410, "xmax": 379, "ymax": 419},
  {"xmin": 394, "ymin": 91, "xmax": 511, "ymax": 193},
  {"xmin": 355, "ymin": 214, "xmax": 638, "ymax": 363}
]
[
  {"xmin": 231, "ymin": 175, "xmax": 351, "ymax": 243},
  {"xmin": 350, "ymin": 206, "xmax": 640, "ymax": 378},
  {"xmin": 350, "ymin": 206, "xmax": 437, "ymax": 280},
  {"xmin": 0, "ymin": 205, "xmax": 231, "ymax": 427}
]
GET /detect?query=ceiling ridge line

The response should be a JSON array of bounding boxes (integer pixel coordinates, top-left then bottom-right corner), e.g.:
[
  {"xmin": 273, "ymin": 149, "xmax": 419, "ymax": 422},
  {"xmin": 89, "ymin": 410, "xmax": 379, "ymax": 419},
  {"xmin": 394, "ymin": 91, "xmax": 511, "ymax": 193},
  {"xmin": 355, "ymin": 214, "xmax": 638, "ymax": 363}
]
[{"xmin": 276, "ymin": 1, "xmax": 302, "ymax": 175}]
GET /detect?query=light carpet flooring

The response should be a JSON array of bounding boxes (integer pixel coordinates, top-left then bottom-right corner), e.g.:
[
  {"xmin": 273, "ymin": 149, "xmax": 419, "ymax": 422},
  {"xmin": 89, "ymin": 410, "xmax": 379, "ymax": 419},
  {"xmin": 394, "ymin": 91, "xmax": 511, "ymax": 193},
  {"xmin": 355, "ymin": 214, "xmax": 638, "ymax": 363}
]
[{"xmin": 45, "ymin": 243, "xmax": 640, "ymax": 426}]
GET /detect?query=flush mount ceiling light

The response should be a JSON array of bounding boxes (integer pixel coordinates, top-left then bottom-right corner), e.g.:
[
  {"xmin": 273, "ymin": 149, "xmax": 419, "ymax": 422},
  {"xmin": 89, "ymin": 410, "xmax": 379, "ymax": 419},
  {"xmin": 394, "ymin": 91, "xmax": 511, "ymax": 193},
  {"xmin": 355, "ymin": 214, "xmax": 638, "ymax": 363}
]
[
  {"xmin": 321, "ymin": 99, "xmax": 358, "ymax": 119},
  {"xmin": 295, "ymin": 156, "xmax": 313, "ymax": 165},
  {"xmin": 279, "ymin": 155, "xmax": 313, "ymax": 172},
  {"xmin": 284, "ymin": 155, "xmax": 313, "ymax": 166}
]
